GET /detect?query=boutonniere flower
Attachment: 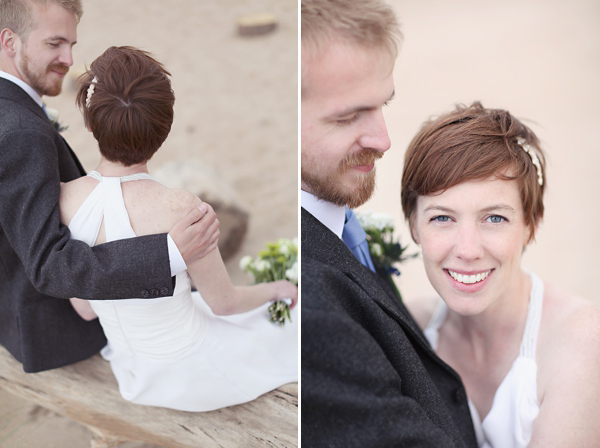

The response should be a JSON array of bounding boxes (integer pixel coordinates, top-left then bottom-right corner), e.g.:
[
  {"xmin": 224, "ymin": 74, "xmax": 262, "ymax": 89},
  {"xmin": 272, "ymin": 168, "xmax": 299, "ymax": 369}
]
[
  {"xmin": 355, "ymin": 211, "xmax": 413, "ymax": 276},
  {"xmin": 45, "ymin": 107, "xmax": 68, "ymax": 132},
  {"xmin": 240, "ymin": 238, "xmax": 298, "ymax": 326}
]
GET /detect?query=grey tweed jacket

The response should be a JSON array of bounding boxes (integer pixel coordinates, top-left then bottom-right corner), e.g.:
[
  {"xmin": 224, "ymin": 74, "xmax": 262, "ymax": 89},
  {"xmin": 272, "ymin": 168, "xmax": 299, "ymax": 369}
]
[
  {"xmin": 301, "ymin": 208, "xmax": 478, "ymax": 447},
  {"xmin": 0, "ymin": 78, "xmax": 175, "ymax": 372}
]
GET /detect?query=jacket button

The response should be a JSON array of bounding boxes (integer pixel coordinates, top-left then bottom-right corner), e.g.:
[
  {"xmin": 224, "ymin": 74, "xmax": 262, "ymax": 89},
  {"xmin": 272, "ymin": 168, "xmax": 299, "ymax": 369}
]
[
  {"xmin": 152, "ymin": 288, "xmax": 160, "ymax": 297},
  {"xmin": 140, "ymin": 289, "xmax": 149, "ymax": 298},
  {"xmin": 160, "ymin": 287, "xmax": 169, "ymax": 295},
  {"xmin": 454, "ymin": 388, "xmax": 466, "ymax": 403}
]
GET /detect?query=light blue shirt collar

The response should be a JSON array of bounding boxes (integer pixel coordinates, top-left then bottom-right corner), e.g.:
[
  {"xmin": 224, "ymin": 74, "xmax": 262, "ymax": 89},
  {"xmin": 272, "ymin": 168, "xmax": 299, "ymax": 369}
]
[
  {"xmin": 0, "ymin": 70, "xmax": 44, "ymax": 108},
  {"xmin": 301, "ymin": 190, "xmax": 345, "ymax": 239}
]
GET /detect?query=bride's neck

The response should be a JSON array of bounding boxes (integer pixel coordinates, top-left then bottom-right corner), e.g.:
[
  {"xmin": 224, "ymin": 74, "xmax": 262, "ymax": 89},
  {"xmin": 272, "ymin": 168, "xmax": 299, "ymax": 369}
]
[{"xmin": 94, "ymin": 157, "xmax": 149, "ymax": 177}]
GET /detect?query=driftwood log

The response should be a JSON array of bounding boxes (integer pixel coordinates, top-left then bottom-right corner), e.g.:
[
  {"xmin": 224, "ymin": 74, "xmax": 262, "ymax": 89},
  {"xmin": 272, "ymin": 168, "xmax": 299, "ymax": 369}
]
[
  {"xmin": 0, "ymin": 345, "xmax": 297, "ymax": 448},
  {"xmin": 152, "ymin": 160, "xmax": 250, "ymax": 261}
]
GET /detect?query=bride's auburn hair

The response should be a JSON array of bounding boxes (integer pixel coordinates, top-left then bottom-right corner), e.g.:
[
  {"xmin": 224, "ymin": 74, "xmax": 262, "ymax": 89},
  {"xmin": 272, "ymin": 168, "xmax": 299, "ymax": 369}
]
[
  {"xmin": 76, "ymin": 46, "xmax": 174, "ymax": 166},
  {"xmin": 401, "ymin": 102, "xmax": 546, "ymax": 243}
]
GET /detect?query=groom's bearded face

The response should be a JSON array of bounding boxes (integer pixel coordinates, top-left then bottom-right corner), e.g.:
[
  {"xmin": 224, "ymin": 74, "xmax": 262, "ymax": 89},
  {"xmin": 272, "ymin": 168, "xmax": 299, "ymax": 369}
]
[
  {"xmin": 301, "ymin": 148, "xmax": 383, "ymax": 208},
  {"xmin": 13, "ymin": 2, "xmax": 77, "ymax": 97},
  {"xmin": 301, "ymin": 41, "xmax": 394, "ymax": 209}
]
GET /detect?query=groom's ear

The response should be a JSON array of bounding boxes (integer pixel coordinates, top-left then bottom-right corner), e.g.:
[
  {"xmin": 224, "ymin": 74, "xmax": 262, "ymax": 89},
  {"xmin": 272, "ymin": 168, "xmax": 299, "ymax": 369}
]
[{"xmin": 0, "ymin": 28, "xmax": 18, "ymax": 56}]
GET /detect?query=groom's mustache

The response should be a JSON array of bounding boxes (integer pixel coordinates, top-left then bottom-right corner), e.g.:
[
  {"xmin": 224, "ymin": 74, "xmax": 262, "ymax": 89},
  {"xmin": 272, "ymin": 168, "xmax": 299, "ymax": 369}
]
[
  {"xmin": 47, "ymin": 63, "xmax": 69, "ymax": 75},
  {"xmin": 340, "ymin": 148, "xmax": 383, "ymax": 171}
]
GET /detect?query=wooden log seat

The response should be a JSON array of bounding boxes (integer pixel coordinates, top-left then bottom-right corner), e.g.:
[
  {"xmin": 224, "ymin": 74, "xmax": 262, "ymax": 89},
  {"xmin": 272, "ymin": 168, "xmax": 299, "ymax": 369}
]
[{"xmin": 0, "ymin": 345, "xmax": 297, "ymax": 447}]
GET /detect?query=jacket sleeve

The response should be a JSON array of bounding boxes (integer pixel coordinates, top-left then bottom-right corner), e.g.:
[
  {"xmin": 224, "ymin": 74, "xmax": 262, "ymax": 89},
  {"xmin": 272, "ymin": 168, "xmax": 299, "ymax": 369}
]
[
  {"xmin": 0, "ymin": 127, "xmax": 174, "ymax": 300},
  {"xmin": 301, "ymin": 264, "xmax": 463, "ymax": 447}
]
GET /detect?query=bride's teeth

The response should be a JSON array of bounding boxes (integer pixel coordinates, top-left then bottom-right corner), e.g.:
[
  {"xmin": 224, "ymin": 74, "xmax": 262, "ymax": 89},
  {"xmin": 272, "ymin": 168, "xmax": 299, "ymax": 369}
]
[{"xmin": 449, "ymin": 270, "xmax": 490, "ymax": 284}]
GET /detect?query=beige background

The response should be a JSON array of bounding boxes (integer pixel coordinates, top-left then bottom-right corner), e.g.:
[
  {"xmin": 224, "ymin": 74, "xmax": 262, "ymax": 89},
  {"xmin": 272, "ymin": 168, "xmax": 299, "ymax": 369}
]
[
  {"xmin": 1, "ymin": 1, "xmax": 297, "ymax": 446},
  {"xmin": 360, "ymin": 0, "xmax": 600, "ymax": 306}
]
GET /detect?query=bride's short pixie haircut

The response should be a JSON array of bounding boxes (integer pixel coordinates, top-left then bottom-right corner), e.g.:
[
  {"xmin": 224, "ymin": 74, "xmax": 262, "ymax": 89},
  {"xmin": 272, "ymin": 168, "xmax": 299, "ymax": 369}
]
[
  {"xmin": 401, "ymin": 101, "xmax": 546, "ymax": 243},
  {"xmin": 76, "ymin": 46, "xmax": 174, "ymax": 166}
]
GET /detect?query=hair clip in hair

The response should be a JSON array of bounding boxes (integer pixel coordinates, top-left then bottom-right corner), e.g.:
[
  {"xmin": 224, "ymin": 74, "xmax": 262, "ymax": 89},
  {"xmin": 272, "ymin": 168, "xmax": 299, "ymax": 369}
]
[
  {"xmin": 516, "ymin": 137, "xmax": 543, "ymax": 187},
  {"xmin": 85, "ymin": 76, "xmax": 98, "ymax": 108}
]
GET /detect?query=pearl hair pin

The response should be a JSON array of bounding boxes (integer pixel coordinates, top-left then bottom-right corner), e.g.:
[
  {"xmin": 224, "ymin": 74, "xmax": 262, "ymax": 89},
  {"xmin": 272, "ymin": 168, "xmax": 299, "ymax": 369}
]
[
  {"xmin": 85, "ymin": 76, "xmax": 98, "ymax": 108},
  {"xmin": 516, "ymin": 137, "xmax": 544, "ymax": 187}
]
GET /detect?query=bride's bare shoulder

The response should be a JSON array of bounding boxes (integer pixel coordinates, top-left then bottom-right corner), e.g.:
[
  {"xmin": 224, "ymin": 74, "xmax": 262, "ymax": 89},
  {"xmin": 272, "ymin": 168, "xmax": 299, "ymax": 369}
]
[
  {"xmin": 125, "ymin": 182, "xmax": 205, "ymax": 235},
  {"xmin": 59, "ymin": 176, "xmax": 102, "ymax": 225},
  {"xmin": 532, "ymin": 283, "xmax": 600, "ymax": 443},
  {"xmin": 538, "ymin": 283, "xmax": 600, "ymax": 391}
]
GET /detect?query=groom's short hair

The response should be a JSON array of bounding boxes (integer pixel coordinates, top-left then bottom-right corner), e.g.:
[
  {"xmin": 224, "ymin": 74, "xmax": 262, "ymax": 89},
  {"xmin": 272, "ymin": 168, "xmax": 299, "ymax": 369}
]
[
  {"xmin": 76, "ymin": 46, "xmax": 175, "ymax": 166},
  {"xmin": 0, "ymin": 0, "xmax": 83, "ymax": 42},
  {"xmin": 301, "ymin": 0, "xmax": 401, "ymax": 61}
]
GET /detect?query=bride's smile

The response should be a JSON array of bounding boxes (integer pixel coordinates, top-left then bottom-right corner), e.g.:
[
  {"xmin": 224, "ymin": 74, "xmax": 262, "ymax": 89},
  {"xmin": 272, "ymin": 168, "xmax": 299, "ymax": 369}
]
[{"xmin": 411, "ymin": 176, "xmax": 530, "ymax": 316}]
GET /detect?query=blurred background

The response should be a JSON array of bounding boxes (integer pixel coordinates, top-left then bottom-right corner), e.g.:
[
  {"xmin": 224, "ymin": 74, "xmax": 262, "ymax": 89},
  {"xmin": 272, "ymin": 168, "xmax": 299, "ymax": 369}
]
[
  {"xmin": 0, "ymin": 1, "xmax": 297, "ymax": 446},
  {"xmin": 359, "ymin": 0, "xmax": 600, "ymax": 306}
]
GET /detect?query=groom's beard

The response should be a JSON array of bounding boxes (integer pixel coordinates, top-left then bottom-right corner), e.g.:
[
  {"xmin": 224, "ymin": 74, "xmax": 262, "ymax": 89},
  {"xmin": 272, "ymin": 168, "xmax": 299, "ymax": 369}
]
[{"xmin": 302, "ymin": 148, "xmax": 382, "ymax": 209}]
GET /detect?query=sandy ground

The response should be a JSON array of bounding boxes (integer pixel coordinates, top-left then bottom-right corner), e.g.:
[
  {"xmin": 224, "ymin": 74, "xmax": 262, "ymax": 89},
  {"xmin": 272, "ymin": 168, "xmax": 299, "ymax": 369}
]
[
  {"xmin": 1, "ymin": 1, "xmax": 297, "ymax": 446},
  {"xmin": 360, "ymin": 0, "xmax": 600, "ymax": 308}
]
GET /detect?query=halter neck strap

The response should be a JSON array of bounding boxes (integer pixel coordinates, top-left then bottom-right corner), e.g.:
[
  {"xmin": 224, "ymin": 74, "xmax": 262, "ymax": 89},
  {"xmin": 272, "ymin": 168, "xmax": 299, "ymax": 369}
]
[{"xmin": 87, "ymin": 170, "xmax": 156, "ymax": 183}]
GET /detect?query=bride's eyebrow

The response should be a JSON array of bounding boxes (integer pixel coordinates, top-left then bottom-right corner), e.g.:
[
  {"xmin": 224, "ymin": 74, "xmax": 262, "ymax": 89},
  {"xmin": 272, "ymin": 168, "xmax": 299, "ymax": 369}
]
[
  {"xmin": 480, "ymin": 205, "xmax": 516, "ymax": 214},
  {"xmin": 422, "ymin": 204, "xmax": 516, "ymax": 214},
  {"xmin": 423, "ymin": 205, "xmax": 454, "ymax": 214}
]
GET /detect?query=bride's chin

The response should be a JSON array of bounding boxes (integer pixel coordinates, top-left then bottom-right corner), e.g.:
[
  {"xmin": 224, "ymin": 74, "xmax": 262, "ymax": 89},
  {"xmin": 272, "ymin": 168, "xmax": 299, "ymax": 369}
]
[{"xmin": 443, "ymin": 296, "xmax": 489, "ymax": 317}]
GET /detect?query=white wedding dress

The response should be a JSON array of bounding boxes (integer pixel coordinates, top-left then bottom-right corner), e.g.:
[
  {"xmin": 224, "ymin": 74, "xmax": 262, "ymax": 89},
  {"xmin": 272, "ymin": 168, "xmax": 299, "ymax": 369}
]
[
  {"xmin": 67, "ymin": 171, "xmax": 298, "ymax": 411},
  {"xmin": 424, "ymin": 272, "xmax": 542, "ymax": 447}
]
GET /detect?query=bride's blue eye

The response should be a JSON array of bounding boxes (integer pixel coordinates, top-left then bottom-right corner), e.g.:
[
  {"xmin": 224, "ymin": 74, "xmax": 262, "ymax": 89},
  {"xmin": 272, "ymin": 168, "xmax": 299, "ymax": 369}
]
[
  {"xmin": 431, "ymin": 215, "xmax": 450, "ymax": 222},
  {"xmin": 486, "ymin": 215, "xmax": 506, "ymax": 223}
]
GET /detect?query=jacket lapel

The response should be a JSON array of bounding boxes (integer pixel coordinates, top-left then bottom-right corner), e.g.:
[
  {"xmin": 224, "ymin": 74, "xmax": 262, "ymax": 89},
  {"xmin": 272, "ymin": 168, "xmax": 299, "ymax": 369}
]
[
  {"xmin": 302, "ymin": 207, "xmax": 432, "ymax": 348},
  {"xmin": 0, "ymin": 78, "xmax": 50, "ymax": 123}
]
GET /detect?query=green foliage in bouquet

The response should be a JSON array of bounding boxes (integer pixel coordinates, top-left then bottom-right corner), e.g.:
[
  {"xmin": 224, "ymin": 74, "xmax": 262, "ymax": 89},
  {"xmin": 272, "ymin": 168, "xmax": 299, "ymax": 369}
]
[{"xmin": 239, "ymin": 238, "xmax": 297, "ymax": 326}]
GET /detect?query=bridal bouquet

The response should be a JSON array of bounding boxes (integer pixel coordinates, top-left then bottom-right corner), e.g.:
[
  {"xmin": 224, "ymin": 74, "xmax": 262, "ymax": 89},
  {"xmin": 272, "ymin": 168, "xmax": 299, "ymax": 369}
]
[{"xmin": 239, "ymin": 238, "xmax": 298, "ymax": 326}]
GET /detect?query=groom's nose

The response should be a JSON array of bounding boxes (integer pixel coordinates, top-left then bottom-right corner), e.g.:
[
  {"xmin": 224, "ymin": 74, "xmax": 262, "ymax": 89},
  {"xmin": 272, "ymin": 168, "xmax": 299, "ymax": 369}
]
[{"xmin": 358, "ymin": 110, "xmax": 391, "ymax": 154}]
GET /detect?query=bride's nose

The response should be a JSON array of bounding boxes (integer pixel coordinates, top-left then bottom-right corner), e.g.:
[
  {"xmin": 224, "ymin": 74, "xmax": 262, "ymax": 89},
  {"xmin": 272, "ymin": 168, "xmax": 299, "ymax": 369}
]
[{"xmin": 452, "ymin": 223, "xmax": 484, "ymax": 261}]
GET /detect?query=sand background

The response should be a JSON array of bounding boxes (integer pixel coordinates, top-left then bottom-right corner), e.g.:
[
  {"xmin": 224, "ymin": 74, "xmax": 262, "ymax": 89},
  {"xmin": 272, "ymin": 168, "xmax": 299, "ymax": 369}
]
[
  {"xmin": 360, "ymin": 0, "xmax": 600, "ymax": 307},
  {"xmin": 0, "ymin": 1, "xmax": 297, "ymax": 446}
]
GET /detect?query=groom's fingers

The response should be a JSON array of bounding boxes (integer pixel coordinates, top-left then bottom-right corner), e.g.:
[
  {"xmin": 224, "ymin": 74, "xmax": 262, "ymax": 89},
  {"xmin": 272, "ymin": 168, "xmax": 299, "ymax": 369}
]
[
  {"xmin": 193, "ymin": 214, "xmax": 220, "ymax": 259},
  {"xmin": 183, "ymin": 203, "xmax": 209, "ymax": 227},
  {"xmin": 170, "ymin": 202, "xmax": 220, "ymax": 264}
]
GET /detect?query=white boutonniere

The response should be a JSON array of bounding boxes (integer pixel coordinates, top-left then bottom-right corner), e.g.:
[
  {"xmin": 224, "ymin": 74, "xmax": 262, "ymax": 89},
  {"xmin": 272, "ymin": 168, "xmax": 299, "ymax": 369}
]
[
  {"xmin": 240, "ymin": 237, "xmax": 298, "ymax": 326},
  {"xmin": 355, "ymin": 211, "xmax": 415, "ymax": 301},
  {"xmin": 45, "ymin": 107, "xmax": 68, "ymax": 132},
  {"xmin": 355, "ymin": 211, "xmax": 414, "ymax": 276}
]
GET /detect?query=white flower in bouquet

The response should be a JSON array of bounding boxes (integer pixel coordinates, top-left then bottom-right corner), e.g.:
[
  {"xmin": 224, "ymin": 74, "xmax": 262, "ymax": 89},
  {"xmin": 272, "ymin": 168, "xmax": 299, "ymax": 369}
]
[
  {"xmin": 238, "ymin": 255, "xmax": 253, "ymax": 272},
  {"xmin": 285, "ymin": 261, "xmax": 298, "ymax": 284},
  {"xmin": 240, "ymin": 238, "xmax": 298, "ymax": 325},
  {"xmin": 254, "ymin": 259, "xmax": 271, "ymax": 272}
]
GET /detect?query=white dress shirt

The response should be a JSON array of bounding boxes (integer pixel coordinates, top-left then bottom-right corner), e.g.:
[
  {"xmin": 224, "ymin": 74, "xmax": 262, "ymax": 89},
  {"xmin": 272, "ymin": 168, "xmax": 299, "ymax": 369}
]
[{"xmin": 301, "ymin": 190, "xmax": 345, "ymax": 239}]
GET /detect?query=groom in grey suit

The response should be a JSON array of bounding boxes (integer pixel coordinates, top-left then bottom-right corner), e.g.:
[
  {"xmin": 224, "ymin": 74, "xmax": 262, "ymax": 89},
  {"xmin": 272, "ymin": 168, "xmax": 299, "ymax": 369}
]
[
  {"xmin": 0, "ymin": 0, "xmax": 218, "ymax": 373},
  {"xmin": 301, "ymin": 0, "xmax": 477, "ymax": 446}
]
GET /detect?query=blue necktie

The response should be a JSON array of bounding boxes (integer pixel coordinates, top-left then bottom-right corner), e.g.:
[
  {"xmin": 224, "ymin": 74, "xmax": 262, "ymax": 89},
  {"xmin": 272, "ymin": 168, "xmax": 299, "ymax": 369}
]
[{"xmin": 342, "ymin": 209, "xmax": 376, "ymax": 272}]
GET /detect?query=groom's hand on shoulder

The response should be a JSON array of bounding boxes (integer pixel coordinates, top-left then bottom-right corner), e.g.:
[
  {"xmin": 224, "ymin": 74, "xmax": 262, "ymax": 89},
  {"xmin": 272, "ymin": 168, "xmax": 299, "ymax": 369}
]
[{"xmin": 169, "ymin": 194, "xmax": 220, "ymax": 265}]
